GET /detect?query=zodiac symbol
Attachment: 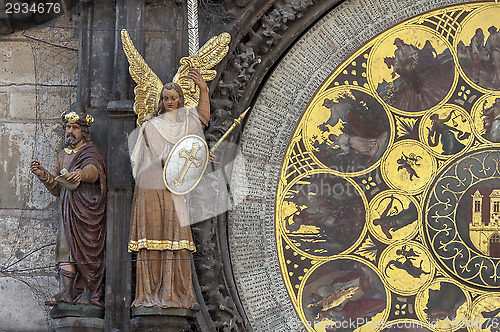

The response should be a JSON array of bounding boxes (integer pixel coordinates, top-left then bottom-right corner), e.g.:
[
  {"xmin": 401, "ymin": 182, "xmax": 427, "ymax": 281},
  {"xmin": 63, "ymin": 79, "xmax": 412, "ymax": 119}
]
[
  {"xmin": 372, "ymin": 195, "xmax": 418, "ymax": 239},
  {"xmin": 482, "ymin": 307, "xmax": 500, "ymax": 330},
  {"xmin": 427, "ymin": 111, "xmax": 471, "ymax": 155},
  {"xmin": 396, "ymin": 152, "xmax": 422, "ymax": 181},
  {"xmin": 385, "ymin": 245, "xmax": 430, "ymax": 278}
]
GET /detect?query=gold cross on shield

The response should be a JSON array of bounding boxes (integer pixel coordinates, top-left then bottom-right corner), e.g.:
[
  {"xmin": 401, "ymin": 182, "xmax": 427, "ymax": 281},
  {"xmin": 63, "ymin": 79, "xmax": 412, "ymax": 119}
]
[{"xmin": 174, "ymin": 142, "xmax": 203, "ymax": 187}]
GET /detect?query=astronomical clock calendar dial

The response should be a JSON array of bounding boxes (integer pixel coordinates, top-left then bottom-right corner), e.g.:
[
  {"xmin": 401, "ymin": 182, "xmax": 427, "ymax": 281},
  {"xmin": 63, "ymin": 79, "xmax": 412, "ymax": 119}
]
[{"xmin": 273, "ymin": 3, "xmax": 500, "ymax": 331}]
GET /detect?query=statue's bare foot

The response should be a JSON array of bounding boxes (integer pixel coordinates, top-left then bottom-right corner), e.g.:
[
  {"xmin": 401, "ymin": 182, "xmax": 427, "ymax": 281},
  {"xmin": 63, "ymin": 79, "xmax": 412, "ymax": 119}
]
[
  {"xmin": 45, "ymin": 293, "xmax": 73, "ymax": 306},
  {"xmin": 45, "ymin": 297, "xmax": 58, "ymax": 306}
]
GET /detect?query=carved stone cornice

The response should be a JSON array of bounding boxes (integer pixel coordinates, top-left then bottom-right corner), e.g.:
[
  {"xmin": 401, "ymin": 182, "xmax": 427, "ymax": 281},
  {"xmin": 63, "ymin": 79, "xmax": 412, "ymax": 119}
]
[{"xmin": 206, "ymin": 0, "xmax": 341, "ymax": 143}]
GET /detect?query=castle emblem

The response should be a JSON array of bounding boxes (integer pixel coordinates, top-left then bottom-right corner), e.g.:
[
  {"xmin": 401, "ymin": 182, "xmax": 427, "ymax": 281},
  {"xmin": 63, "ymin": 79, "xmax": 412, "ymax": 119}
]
[{"xmin": 469, "ymin": 189, "xmax": 500, "ymax": 257}]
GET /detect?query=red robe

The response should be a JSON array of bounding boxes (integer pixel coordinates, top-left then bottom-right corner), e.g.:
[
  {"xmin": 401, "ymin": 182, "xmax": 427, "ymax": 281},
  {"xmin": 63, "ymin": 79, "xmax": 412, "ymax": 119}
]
[{"xmin": 60, "ymin": 142, "xmax": 107, "ymax": 307}]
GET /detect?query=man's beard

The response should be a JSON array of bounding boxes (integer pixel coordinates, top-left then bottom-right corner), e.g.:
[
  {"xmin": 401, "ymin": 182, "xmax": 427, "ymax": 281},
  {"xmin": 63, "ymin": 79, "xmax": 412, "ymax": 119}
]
[{"xmin": 64, "ymin": 134, "xmax": 84, "ymax": 148}]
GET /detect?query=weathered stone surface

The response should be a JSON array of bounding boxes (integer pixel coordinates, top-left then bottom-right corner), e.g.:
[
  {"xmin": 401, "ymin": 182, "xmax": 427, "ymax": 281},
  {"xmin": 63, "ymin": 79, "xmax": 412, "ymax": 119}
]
[
  {"xmin": 50, "ymin": 304, "xmax": 104, "ymax": 319},
  {"xmin": 131, "ymin": 307, "xmax": 195, "ymax": 317},
  {"xmin": 0, "ymin": 122, "xmax": 61, "ymax": 210},
  {"xmin": 7, "ymin": 89, "xmax": 36, "ymax": 119},
  {"xmin": 0, "ymin": 214, "xmax": 57, "ymax": 270},
  {"xmin": 53, "ymin": 317, "xmax": 104, "ymax": 332},
  {"xmin": 131, "ymin": 315, "xmax": 192, "ymax": 332},
  {"xmin": 0, "ymin": 31, "xmax": 77, "ymax": 86},
  {"xmin": 0, "ymin": 277, "xmax": 51, "ymax": 331},
  {"xmin": 0, "ymin": 92, "xmax": 6, "ymax": 118},
  {"xmin": 0, "ymin": 34, "xmax": 35, "ymax": 86},
  {"xmin": 8, "ymin": 87, "xmax": 76, "ymax": 120}
]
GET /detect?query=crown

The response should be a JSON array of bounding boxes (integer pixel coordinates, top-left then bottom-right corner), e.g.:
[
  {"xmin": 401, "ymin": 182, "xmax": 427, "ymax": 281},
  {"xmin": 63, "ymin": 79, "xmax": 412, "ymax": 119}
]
[{"xmin": 61, "ymin": 111, "xmax": 94, "ymax": 127}]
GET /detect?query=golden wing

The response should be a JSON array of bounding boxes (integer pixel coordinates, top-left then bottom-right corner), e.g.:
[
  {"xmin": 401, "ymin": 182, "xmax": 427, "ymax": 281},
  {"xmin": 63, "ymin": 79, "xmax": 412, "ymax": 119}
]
[
  {"xmin": 121, "ymin": 29, "xmax": 164, "ymax": 126},
  {"xmin": 173, "ymin": 32, "xmax": 231, "ymax": 107}
]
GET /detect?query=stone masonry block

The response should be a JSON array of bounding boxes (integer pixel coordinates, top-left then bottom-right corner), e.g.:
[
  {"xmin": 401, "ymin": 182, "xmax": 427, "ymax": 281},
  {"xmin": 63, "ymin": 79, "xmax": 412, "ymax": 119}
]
[
  {"xmin": 0, "ymin": 31, "xmax": 77, "ymax": 86},
  {"xmin": 0, "ymin": 38, "xmax": 35, "ymax": 86},
  {"xmin": 8, "ymin": 90, "xmax": 36, "ymax": 119},
  {"xmin": 9, "ymin": 87, "xmax": 77, "ymax": 119},
  {"xmin": 0, "ymin": 92, "xmax": 6, "ymax": 118},
  {"xmin": 0, "ymin": 277, "xmax": 52, "ymax": 332},
  {"xmin": 0, "ymin": 122, "xmax": 61, "ymax": 209}
]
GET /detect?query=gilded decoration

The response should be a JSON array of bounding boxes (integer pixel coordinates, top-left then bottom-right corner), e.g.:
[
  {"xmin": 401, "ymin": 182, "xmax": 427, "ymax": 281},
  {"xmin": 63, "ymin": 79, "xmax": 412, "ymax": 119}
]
[{"xmin": 275, "ymin": 2, "xmax": 500, "ymax": 331}]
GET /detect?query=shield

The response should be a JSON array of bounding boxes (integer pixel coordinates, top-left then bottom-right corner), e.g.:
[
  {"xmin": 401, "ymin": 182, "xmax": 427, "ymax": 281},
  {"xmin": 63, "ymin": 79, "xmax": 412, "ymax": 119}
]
[{"xmin": 163, "ymin": 134, "xmax": 209, "ymax": 195}]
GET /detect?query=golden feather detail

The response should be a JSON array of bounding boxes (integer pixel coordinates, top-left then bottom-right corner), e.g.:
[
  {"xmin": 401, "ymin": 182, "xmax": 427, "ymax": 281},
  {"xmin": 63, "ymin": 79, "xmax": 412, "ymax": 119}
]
[
  {"xmin": 173, "ymin": 32, "xmax": 231, "ymax": 108},
  {"xmin": 121, "ymin": 29, "xmax": 231, "ymax": 124},
  {"xmin": 121, "ymin": 29, "xmax": 164, "ymax": 126}
]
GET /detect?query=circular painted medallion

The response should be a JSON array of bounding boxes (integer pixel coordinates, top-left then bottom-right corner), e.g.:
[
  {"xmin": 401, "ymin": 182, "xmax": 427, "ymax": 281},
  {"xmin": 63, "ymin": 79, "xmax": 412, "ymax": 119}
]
[
  {"xmin": 277, "ymin": 171, "xmax": 367, "ymax": 257},
  {"xmin": 415, "ymin": 278, "xmax": 471, "ymax": 331},
  {"xmin": 303, "ymin": 86, "xmax": 393, "ymax": 176},
  {"xmin": 471, "ymin": 93, "xmax": 500, "ymax": 144},
  {"xmin": 300, "ymin": 258, "xmax": 389, "ymax": 331},
  {"xmin": 378, "ymin": 241, "xmax": 434, "ymax": 296},
  {"xmin": 455, "ymin": 4, "xmax": 500, "ymax": 92},
  {"xmin": 381, "ymin": 140, "xmax": 437, "ymax": 195},
  {"xmin": 469, "ymin": 294, "xmax": 500, "ymax": 332},
  {"xmin": 263, "ymin": 3, "xmax": 500, "ymax": 332},
  {"xmin": 418, "ymin": 105, "xmax": 474, "ymax": 158},
  {"xmin": 368, "ymin": 25, "xmax": 456, "ymax": 115},
  {"xmin": 368, "ymin": 190, "xmax": 421, "ymax": 243}
]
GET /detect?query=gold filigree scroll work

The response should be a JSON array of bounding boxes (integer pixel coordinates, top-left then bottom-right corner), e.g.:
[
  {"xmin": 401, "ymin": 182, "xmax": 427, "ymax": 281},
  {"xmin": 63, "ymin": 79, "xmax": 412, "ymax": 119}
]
[
  {"xmin": 355, "ymin": 236, "xmax": 378, "ymax": 263},
  {"xmin": 425, "ymin": 149, "xmax": 500, "ymax": 289},
  {"xmin": 174, "ymin": 142, "xmax": 203, "ymax": 187},
  {"xmin": 121, "ymin": 29, "xmax": 231, "ymax": 125}
]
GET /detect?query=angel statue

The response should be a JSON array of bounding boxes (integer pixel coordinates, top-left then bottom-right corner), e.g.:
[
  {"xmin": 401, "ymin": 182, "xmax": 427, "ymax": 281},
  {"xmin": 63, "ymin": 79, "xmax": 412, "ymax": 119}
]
[{"xmin": 121, "ymin": 29, "xmax": 230, "ymax": 311}]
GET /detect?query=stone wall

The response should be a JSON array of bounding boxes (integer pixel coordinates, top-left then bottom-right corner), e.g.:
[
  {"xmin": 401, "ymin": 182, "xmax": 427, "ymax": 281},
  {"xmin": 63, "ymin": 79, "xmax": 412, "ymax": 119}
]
[{"xmin": 0, "ymin": 29, "xmax": 77, "ymax": 331}]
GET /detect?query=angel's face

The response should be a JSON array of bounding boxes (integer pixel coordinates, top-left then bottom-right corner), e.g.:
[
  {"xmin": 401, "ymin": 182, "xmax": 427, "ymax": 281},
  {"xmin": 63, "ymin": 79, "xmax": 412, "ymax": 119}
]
[{"xmin": 162, "ymin": 89, "xmax": 180, "ymax": 112}]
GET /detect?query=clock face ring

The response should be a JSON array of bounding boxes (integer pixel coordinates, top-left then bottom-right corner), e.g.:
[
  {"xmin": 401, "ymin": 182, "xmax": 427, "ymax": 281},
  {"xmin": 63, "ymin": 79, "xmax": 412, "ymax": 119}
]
[{"xmin": 228, "ymin": 2, "xmax": 500, "ymax": 331}]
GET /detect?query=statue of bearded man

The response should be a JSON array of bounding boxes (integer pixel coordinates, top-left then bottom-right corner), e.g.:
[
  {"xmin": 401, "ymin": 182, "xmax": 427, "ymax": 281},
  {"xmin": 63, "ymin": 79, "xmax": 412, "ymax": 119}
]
[{"xmin": 30, "ymin": 103, "xmax": 107, "ymax": 308}]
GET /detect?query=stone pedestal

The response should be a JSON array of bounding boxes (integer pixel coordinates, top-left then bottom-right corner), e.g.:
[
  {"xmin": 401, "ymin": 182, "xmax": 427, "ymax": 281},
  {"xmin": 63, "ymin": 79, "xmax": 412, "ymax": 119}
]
[
  {"xmin": 50, "ymin": 304, "xmax": 104, "ymax": 331},
  {"xmin": 50, "ymin": 304, "xmax": 104, "ymax": 319},
  {"xmin": 130, "ymin": 308, "xmax": 195, "ymax": 332},
  {"xmin": 52, "ymin": 317, "xmax": 104, "ymax": 332}
]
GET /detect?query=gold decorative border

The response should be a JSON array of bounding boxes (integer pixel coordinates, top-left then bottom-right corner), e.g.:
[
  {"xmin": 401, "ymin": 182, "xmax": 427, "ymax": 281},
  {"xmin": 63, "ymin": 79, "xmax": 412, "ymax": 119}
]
[{"xmin": 128, "ymin": 238, "xmax": 196, "ymax": 252}]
